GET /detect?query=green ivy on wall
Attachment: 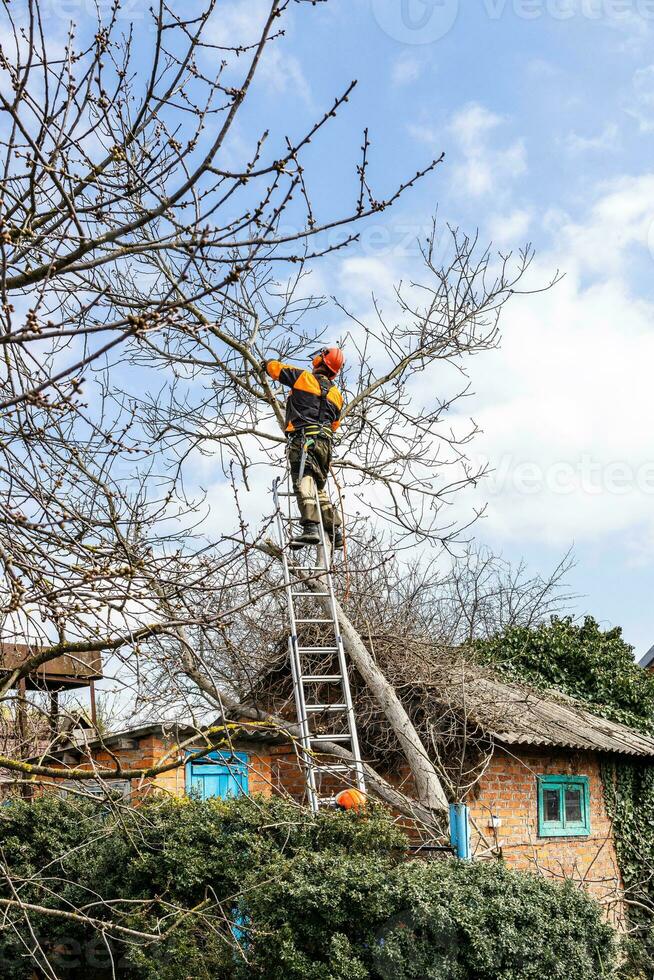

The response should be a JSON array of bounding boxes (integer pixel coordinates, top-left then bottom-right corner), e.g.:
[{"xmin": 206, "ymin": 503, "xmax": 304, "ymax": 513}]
[{"xmin": 476, "ymin": 616, "xmax": 654, "ymax": 979}]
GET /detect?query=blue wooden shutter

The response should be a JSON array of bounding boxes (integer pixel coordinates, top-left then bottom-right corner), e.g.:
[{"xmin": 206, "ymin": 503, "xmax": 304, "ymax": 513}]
[{"xmin": 186, "ymin": 752, "xmax": 249, "ymax": 800}]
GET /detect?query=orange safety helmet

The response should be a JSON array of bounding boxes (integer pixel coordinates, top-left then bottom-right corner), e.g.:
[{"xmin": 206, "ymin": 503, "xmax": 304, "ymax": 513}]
[
  {"xmin": 335, "ymin": 788, "xmax": 367, "ymax": 812},
  {"xmin": 311, "ymin": 346, "xmax": 345, "ymax": 378}
]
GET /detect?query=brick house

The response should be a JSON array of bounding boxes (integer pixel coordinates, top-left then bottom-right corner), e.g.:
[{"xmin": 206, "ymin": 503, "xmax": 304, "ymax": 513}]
[{"xmin": 35, "ymin": 668, "xmax": 654, "ymax": 925}]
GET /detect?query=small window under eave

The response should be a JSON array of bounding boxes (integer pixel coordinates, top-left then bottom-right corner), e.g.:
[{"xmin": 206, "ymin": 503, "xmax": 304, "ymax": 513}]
[{"xmin": 537, "ymin": 775, "xmax": 591, "ymax": 838}]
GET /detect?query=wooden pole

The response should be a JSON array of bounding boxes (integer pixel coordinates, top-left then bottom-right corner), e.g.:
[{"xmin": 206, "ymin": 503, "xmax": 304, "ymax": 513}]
[
  {"xmin": 89, "ymin": 679, "xmax": 97, "ymax": 728},
  {"xmin": 17, "ymin": 678, "xmax": 31, "ymax": 800},
  {"xmin": 49, "ymin": 690, "xmax": 59, "ymax": 738}
]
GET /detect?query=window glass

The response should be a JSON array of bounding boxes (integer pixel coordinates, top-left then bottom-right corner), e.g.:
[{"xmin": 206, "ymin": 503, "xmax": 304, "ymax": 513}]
[
  {"xmin": 58, "ymin": 779, "xmax": 131, "ymax": 799},
  {"xmin": 544, "ymin": 788, "xmax": 560, "ymax": 822},
  {"xmin": 565, "ymin": 786, "xmax": 583, "ymax": 823},
  {"xmin": 538, "ymin": 776, "xmax": 590, "ymax": 837}
]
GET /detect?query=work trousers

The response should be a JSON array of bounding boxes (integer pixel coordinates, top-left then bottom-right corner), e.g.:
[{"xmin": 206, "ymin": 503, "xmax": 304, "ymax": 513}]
[{"xmin": 287, "ymin": 436, "xmax": 341, "ymax": 532}]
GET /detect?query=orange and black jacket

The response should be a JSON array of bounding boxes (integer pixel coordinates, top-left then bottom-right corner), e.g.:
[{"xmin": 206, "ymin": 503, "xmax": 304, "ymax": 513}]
[{"xmin": 264, "ymin": 360, "xmax": 344, "ymax": 435}]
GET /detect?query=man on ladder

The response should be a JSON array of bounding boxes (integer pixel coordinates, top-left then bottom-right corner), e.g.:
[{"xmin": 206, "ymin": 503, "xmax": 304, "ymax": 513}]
[{"xmin": 263, "ymin": 346, "xmax": 345, "ymax": 549}]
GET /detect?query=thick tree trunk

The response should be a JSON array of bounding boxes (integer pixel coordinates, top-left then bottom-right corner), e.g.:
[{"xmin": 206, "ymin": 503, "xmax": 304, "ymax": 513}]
[
  {"xmin": 253, "ymin": 539, "xmax": 450, "ymax": 818},
  {"xmin": 309, "ymin": 581, "xmax": 450, "ymax": 814},
  {"xmin": 179, "ymin": 650, "xmax": 443, "ymax": 831}
]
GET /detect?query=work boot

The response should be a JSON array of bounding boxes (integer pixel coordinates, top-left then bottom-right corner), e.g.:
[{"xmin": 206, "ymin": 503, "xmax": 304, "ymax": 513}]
[
  {"xmin": 289, "ymin": 522, "xmax": 320, "ymax": 549},
  {"xmin": 332, "ymin": 528, "xmax": 344, "ymax": 550}
]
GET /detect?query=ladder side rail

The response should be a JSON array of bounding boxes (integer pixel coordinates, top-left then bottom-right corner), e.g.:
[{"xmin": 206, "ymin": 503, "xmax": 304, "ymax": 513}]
[
  {"xmin": 312, "ymin": 482, "xmax": 367, "ymax": 795},
  {"xmin": 273, "ymin": 476, "xmax": 320, "ymax": 812},
  {"xmin": 288, "ymin": 637, "xmax": 320, "ymax": 813}
]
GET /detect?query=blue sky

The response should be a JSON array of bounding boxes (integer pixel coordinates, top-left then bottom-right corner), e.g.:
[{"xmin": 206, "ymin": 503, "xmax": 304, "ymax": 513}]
[
  {"xmin": 39, "ymin": 0, "xmax": 654, "ymax": 657},
  {"xmin": 213, "ymin": 0, "xmax": 654, "ymax": 656}
]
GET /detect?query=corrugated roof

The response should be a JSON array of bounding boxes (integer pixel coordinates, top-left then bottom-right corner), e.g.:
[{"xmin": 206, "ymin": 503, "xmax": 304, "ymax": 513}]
[
  {"xmin": 444, "ymin": 667, "xmax": 654, "ymax": 758},
  {"xmin": 37, "ymin": 718, "xmax": 279, "ymax": 761},
  {"xmin": 639, "ymin": 644, "xmax": 654, "ymax": 669},
  {"xmin": 255, "ymin": 651, "xmax": 654, "ymax": 760}
]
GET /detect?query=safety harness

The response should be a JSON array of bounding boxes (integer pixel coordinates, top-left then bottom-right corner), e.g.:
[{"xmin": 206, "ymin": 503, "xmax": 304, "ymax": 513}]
[{"xmin": 292, "ymin": 374, "xmax": 333, "ymax": 483}]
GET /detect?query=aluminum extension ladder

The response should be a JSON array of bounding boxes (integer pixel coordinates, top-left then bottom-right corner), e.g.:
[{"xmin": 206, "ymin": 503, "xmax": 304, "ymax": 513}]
[{"xmin": 272, "ymin": 473, "xmax": 366, "ymax": 813}]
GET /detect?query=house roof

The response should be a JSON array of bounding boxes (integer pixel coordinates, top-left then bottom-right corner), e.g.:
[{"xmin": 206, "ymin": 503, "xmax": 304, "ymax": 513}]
[
  {"xmin": 255, "ymin": 645, "xmax": 654, "ymax": 761},
  {"xmin": 0, "ymin": 642, "xmax": 102, "ymax": 690},
  {"xmin": 442, "ymin": 666, "xmax": 654, "ymax": 758},
  {"xmin": 42, "ymin": 660, "xmax": 654, "ymax": 764},
  {"xmin": 36, "ymin": 718, "xmax": 279, "ymax": 762},
  {"xmin": 639, "ymin": 644, "xmax": 654, "ymax": 669}
]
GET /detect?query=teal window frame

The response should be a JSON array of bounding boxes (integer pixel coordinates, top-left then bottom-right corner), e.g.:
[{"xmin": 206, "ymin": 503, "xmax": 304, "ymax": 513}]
[
  {"xmin": 185, "ymin": 750, "xmax": 249, "ymax": 801},
  {"xmin": 537, "ymin": 775, "xmax": 591, "ymax": 837}
]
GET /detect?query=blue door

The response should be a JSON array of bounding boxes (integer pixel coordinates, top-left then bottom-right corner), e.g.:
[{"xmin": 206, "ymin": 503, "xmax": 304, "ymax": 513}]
[{"xmin": 186, "ymin": 751, "xmax": 249, "ymax": 801}]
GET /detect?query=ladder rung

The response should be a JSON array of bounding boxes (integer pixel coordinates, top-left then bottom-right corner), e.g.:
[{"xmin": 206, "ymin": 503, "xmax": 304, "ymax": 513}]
[
  {"xmin": 291, "ymin": 591, "xmax": 331, "ymax": 597},
  {"xmin": 305, "ymin": 704, "xmax": 347, "ymax": 712},
  {"xmin": 314, "ymin": 764, "xmax": 357, "ymax": 772},
  {"xmin": 303, "ymin": 675, "xmax": 343, "ymax": 683},
  {"xmin": 310, "ymin": 734, "xmax": 352, "ymax": 742},
  {"xmin": 295, "ymin": 618, "xmax": 333, "ymax": 624},
  {"xmin": 276, "ymin": 492, "xmax": 296, "ymax": 497},
  {"xmin": 292, "ymin": 565, "xmax": 328, "ymax": 571},
  {"xmin": 298, "ymin": 646, "xmax": 339, "ymax": 653}
]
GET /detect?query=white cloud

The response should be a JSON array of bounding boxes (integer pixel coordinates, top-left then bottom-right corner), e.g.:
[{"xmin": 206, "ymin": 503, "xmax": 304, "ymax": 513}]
[
  {"xmin": 526, "ymin": 58, "xmax": 562, "ymax": 80},
  {"xmin": 627, "ymin": 64, "xmax": 654, "ymax": 131},
  {"xmin": 447, "ymin": 103, "xmax": 527, "ymax": 198},
  {"xmin": 563, "ymin": 122, "xmax": 620, "ymax": 154},
  {"xmin": 338, "ymin": 256, "xmax": 395, "ymax": 297},
  {"xmin": 555, "ymin": 173, "xmax": 654, "ymax": 277},
  {"xmin": 488, "ymin": 208, "xmax": 532, "ymax": 246},
  {"xmin": 449, "ymin": 103, "xmax": 503, "ymax": 149},
  {"xmin": 207, "ymin": 0, "xmax": 271, "ymax": 47},
  {"xmin": 391, "ymin": 52, "xmax": 423, "ymax": 87},
  {"xmin": 258, "ymin": 46, "xmax": 312, "ymax": 104},
  {"xmin": 407, "ymin": 121, "xmax": 440, "ymax": 146},
  {"xmin": 205, "ymin": 0, "xmax": 311, "ymax": 104},
  {"xmin": 454, "ymin": 177, "xmax": 654, "ymax": 549}
]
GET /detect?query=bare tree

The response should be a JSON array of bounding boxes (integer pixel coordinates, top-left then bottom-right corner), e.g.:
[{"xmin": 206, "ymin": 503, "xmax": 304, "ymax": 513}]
[
  {"xmin": 0, "ymin": 1, "xmax": 570, "ymax": 968},
  {"xmin": 0, "ymin": 0, "xmax": 437, "ymax": 688}
]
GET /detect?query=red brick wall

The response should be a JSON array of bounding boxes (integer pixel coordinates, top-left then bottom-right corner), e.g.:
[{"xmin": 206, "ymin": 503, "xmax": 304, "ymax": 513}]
[
  {"xmin": 267, "ymin": 744, "xmax": 353, "ymax": 805},
  {"xmin": 267, "ymin": 742, "xmax": 625, "ymax": 922},
  {"xmin": 41, "ymin": 736, "xmax": 276, "ymax": 801},
  {"xmin": 467, "ymin": 747, "xmax": 624, "ymax": 924},
  {"xmin": 141, "ymin": 738, "xmax": 277, "ymax": 800},
  {"xmin": 38, "ymin": 735, "xmax": 626, "ymax": 923}
]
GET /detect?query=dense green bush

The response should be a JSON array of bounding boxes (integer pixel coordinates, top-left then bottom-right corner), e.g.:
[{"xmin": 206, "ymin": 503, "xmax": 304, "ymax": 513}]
[
  {"xmin": 0, "ymin": 794, "xmax": 616, "ymax": 979},
  {"xmin": 475, "ymin": 615, "xmax": 654, "ymax": 732}
]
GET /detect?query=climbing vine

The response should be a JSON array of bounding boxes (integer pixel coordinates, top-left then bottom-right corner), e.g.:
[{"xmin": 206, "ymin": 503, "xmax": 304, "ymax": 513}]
[{"xmin": 476, "ymin": 616, "xmax": 654, "ymax": 979}]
